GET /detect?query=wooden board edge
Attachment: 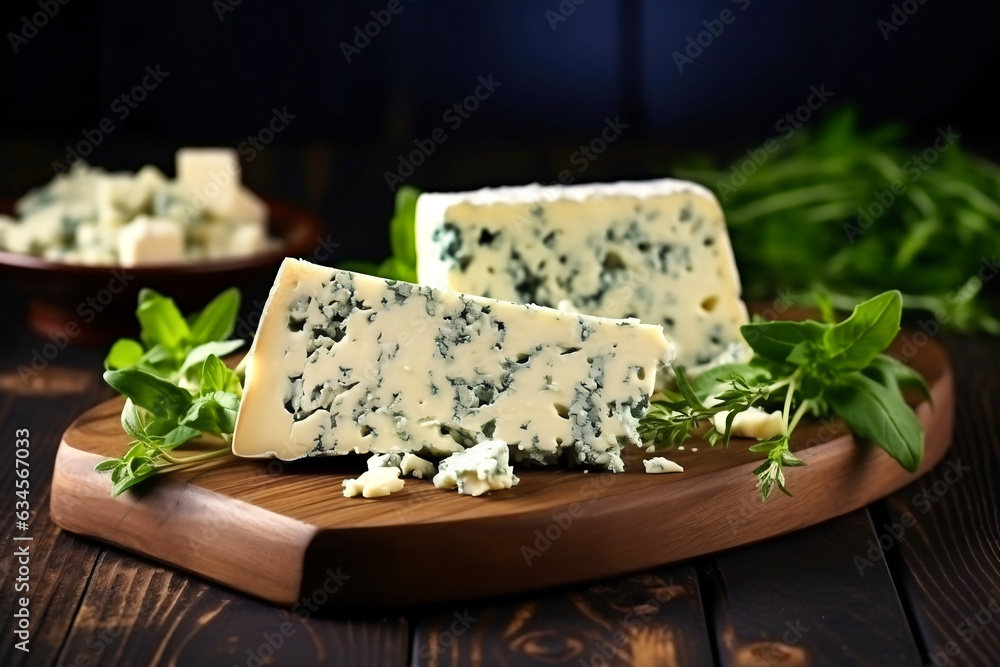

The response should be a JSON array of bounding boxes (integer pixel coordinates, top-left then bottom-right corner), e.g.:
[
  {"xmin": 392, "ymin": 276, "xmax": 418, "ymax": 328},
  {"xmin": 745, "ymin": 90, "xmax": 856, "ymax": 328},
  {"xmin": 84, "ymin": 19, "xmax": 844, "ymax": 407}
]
[{"xmin": 50, "ymin": 441, "xmax": 317, "ymax": 607}]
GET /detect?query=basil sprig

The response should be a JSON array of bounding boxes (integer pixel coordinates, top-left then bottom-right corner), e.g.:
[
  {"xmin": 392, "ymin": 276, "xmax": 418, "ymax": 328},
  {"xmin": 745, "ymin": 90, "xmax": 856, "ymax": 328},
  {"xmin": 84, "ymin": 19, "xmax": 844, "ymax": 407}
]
[
  {"xmin": 96, "ymin": 289, "xmax": 244, "ymax": 496},
  {"xmin": 640, "ymin": 290, "xmax": 929, "ymax": 501}
]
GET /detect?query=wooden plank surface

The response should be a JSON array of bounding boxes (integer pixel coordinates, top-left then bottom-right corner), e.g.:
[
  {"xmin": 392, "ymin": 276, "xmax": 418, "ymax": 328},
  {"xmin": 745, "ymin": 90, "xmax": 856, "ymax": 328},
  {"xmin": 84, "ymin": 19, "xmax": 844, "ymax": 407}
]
[
  {"xmin": 55, "ymin": 548, "xmax": 409, "ymax": 667},
  {"xmin": 412, "ymin": 565, "xmax": 714, "ymax": 667},
  {"xmin": 878, "ymin": 338, "xmax": 1000, "ymax": 666},
  {"xmin": 0, "ymin": 336, "xmax": 108, "ymax": 667},
  {"xmin": 701, "ymin": 509, "xmax": 924, "ymax": 666}
]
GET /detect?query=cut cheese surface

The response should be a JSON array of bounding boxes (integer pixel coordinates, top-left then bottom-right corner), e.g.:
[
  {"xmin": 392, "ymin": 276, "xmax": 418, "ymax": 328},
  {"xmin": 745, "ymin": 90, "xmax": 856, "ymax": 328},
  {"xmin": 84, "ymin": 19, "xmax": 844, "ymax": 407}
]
[
  {"xmin": 232, "ymin": 259, "xmax": 673, "ymax": 471},
  {"xmin": 415, "ymin": 179, "xmax": 748, "ymax": 372}
]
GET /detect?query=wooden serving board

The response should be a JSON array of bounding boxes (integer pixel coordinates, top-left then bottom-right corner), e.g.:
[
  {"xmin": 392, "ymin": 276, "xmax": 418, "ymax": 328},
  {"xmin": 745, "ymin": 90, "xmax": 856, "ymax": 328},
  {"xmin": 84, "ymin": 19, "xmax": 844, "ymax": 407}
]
[{"xmin": 51, "ymin": 337, "xmax": 954, "ymax": 609}]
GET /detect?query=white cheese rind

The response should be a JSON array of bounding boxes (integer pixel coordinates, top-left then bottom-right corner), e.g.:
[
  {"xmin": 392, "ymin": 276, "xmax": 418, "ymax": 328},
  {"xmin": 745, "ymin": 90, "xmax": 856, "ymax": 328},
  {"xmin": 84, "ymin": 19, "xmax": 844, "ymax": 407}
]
[
  {"xmin": 342, "ymin": 467, "xmax": 405, "ymax": 498},
  {"xmin": 232, "ymin": 258, "xmax": 673, "ymax": 471},
  {"xmin": 415, "ymin": 179, "xmax": 748, "ymax": 373},
  {"xmin": 432, "ymin": 440, "xmax": 519, "ymax": 495}
]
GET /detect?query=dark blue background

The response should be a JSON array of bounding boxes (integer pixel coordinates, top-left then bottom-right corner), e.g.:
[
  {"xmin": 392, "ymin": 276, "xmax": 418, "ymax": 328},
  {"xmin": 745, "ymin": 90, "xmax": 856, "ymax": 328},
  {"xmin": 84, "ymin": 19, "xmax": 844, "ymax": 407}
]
[{"xmin": 1, "ymin": 0, "xmax": 997, "ymax": 261}]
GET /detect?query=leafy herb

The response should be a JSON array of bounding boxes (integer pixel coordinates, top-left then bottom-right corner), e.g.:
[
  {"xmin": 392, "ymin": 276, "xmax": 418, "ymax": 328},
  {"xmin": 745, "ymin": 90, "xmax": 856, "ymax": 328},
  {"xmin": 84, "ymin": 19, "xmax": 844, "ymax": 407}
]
[
  {"xmin": 96, "ymin": 289, "xmax": 244, "ymax": 496},
  {"xmin": 639, "ymin": 290, "xmax": 929, "ymax": 501},
  {"xmin": 673, "ymin": 107, "xmax": 1000, "ymax": 333},
  {"xmin": 339, "ymin": 185, "xmax": 420, "ymax": 281}
]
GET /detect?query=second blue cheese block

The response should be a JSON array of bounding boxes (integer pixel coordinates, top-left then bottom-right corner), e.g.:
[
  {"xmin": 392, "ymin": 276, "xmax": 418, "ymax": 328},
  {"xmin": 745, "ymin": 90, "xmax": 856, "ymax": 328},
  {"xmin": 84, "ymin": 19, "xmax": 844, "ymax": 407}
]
[
  {"xmin": 233, "ymin": 258, "xmax": 673, "ymax": 472},
  {"xmin": 415, "ymin": 179, "xmax": 749, "ymax": 373}
]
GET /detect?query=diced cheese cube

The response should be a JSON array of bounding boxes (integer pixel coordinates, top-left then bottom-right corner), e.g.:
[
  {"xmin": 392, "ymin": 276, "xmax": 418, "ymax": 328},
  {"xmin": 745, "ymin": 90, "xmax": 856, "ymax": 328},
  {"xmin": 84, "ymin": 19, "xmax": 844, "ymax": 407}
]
[
  {"xmin": 176, "ymin": 148, "xmax": 241, "ymax": 217},
  {"xmin": 415, "ymin": 179, "xmax": 749, "ymax": 374},
  {"xmin": 232, "ymin": 259, "xmax": 674, "ymax": 472},
  {"xmin": 117, "ymin": 216, "xmax": 184, "ymax": 267},
  {"xmin": 229, "ymin": 187, "xmax": 268, "ymax": 228}
]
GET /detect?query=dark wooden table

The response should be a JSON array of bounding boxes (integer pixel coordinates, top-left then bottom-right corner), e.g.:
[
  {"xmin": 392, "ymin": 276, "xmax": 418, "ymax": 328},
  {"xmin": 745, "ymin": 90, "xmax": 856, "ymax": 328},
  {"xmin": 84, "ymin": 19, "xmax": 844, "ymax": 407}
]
[{"xmin": 1, "ymin": 315, "xmax": 999, "ymax": 666}]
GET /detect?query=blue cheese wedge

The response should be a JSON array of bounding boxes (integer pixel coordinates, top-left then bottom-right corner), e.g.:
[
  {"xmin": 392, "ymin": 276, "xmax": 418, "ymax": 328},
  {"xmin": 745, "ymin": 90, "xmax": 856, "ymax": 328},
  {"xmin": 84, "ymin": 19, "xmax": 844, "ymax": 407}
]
[
  {"xmin": 342, "ymin": 467, "xmax": 405, "ymax": 498},
  {"xmin": 432, "ymin": 440, "xmax": 519, "ymax": 496},
  {"xmin": 232, "ymin": 258, "xmax": 673, "ymax": 472},
  {"xmin": 643, "ymin": 457, "xmax": 683, "ymax": 474},
  {"xmin": 415, "ymin": 179, "xmax": 748, "ymax": 373}
]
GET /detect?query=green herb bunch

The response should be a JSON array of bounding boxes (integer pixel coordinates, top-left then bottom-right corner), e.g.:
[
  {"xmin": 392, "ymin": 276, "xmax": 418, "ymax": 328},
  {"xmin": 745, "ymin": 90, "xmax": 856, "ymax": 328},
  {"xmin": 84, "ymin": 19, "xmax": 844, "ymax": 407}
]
[
  {"xmin": 96, "ymin": 289, "xmax": 244, "ymax": 496},
  {"xmin": 639, "ymin": 290, "xmax": 930, "ymax": 501},
  {"xmin": 674, "ymin": 108, "xmax": 1000, "ymax": 333}
]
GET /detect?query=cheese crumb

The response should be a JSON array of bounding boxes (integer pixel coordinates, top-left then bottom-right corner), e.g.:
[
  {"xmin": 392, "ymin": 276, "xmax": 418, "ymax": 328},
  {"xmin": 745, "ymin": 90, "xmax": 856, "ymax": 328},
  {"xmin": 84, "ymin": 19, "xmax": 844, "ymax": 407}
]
[
  {"xmin": 643, "ymin": 457, "xmax": 684, "ymax": 474},
  {"xmin": 343, "ymin": 467, "xmax": 405, "ymax": 498},
  {"xmin": 433, "ymin": 440, "xmax": 519, "ymax": 496},
  {"xmin": 712, "ymin": 406, "xmax": 784, "ymax": 440},
  {"xmin": 400, "ymin": 453, "xmax": 436, "ymax": 479}
]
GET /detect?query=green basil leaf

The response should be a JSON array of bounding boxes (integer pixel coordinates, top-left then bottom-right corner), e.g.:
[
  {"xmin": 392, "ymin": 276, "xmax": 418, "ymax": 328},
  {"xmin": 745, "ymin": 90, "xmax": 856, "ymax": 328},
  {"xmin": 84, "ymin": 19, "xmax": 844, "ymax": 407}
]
[
  {"xmin": 180, "ymin": 391, "xmax": 240, "ymax": 436},
  {"xmin": 104, "ymin": 338, "xmax": 144, "ymax": 371},
  {"xmin": 690, "ymin": 363, "xmax": 771, "ymax": 400},
  {"xmin": 822, "ymin": 291, "xmax": 902, "ymax": 372},
  {"xmin": 864, "ymin": 354, "xmax": 933, "ymax": 407},
  {"xmin": 136, "ymin": 290, "xmax": 190, "ymax": 351},
  {"xmin": 673, "ymin": 367, "xmax": 705, "ymax": 410},
  {"xmin": 826, "ymin": 372, "xmax": 923, "ymax": 472},
  {"xmin": 740, "ymin": 320, "xmax": 828, "ymax": 362},
  {"xmin": 111, "ymin": 467, "xmax": 157, "ymax": 497},
  {"xmin": 390, "ymin": 185, "xmax": 420, "ymax": 268},
  {"xmin": 163, "ymin": 425, "xmax": 202, "ymax": 449},
  {"xmin": 377, "ymin": 256, "xmax": 418, "ymax": 283},
  {"xmin": 94, "ymin": 459, "xmax": 121, "ymax": 472},
  {"xmin": 199, "ymin": 355, "xmax": 242, "ymax": 396},
  {"xmin": 120, "ymin": 399, "xmax": 147, "ymax": 440},
  {"xmin": 104, "ymin": 368, "xmax": 192, "ymax": 420},
  {"xmin": 189, "ymin": 288, "xmax": 241, "ymax": 345},
  {"xmin": 179, "ymin": 340, "xmax": 245, "ymax": 379}
]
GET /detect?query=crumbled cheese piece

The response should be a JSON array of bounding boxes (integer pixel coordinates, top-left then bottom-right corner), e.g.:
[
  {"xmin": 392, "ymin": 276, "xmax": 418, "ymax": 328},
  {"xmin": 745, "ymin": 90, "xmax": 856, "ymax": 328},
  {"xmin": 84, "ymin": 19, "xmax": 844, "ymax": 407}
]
[
  {"xmin": 366, "ymin": 452, "xmax": 402, "ymax": 471},
  {"xmin": 400, "ymin": 453, "xmax": 436, "ymax": 479},
  {"xmin": 342, "ymin": 467, "xmax": 405, "ymax": 498},
  {"xmin": 643, "ymin": 457, "xmax": 683, "ymax": 474},
  {"xmin": 432, "ymin": 440, "xmax": 519, "ymax": 496},
  {"xmin": 712, "ymin": 407, "xmax": 784, "ymax": 440}
]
